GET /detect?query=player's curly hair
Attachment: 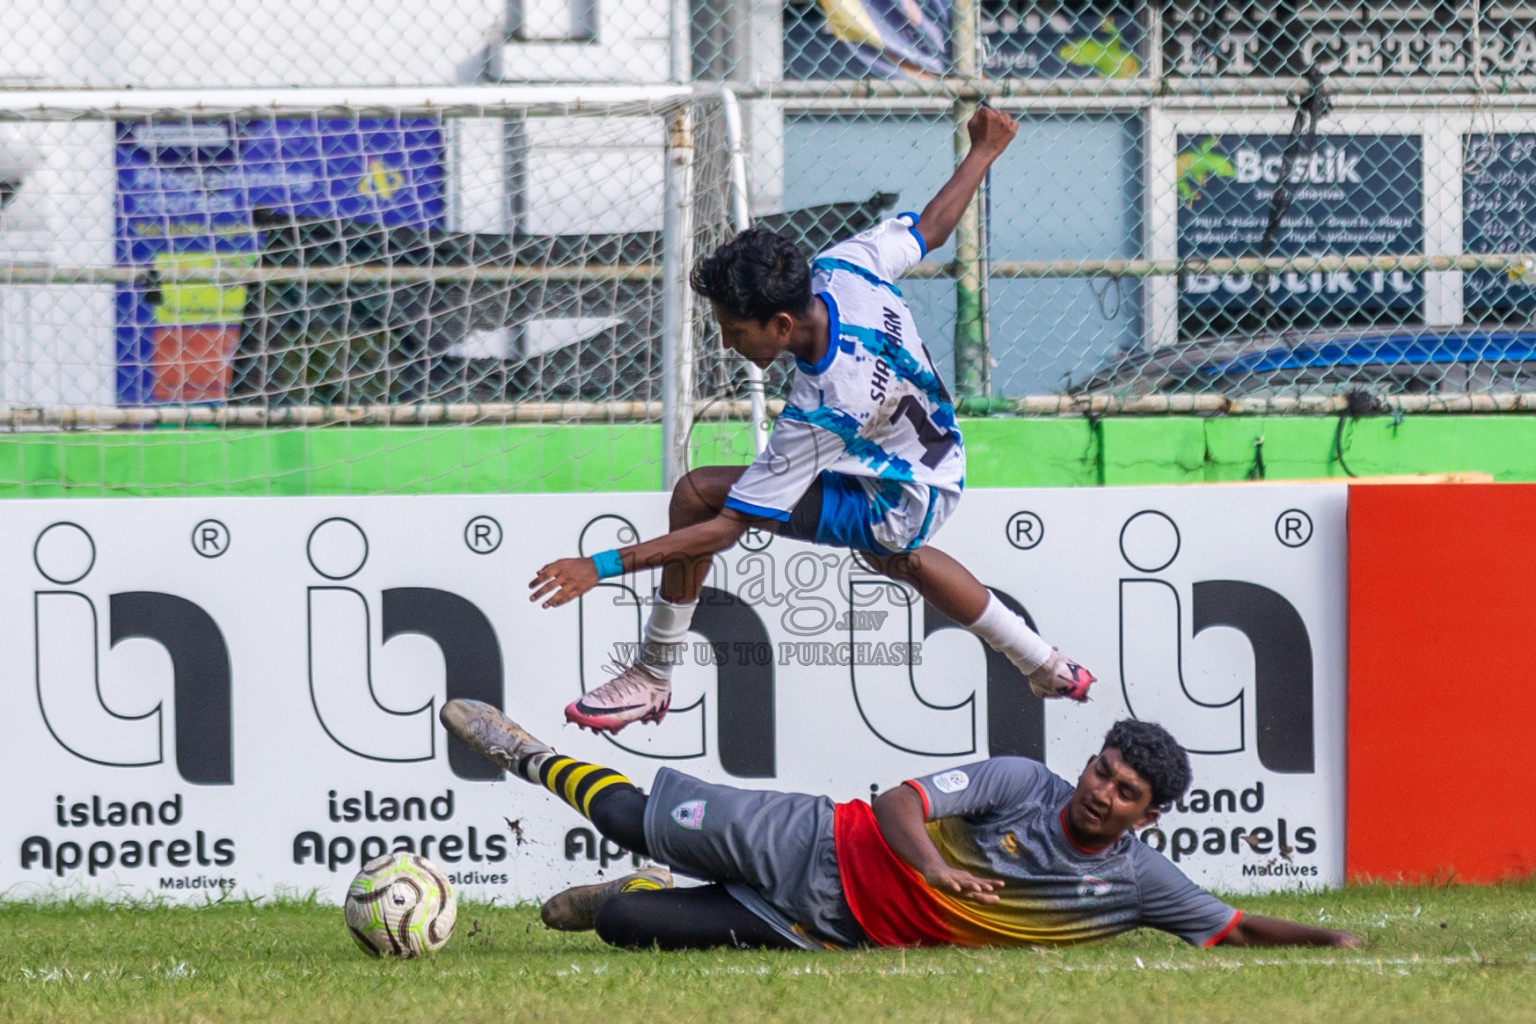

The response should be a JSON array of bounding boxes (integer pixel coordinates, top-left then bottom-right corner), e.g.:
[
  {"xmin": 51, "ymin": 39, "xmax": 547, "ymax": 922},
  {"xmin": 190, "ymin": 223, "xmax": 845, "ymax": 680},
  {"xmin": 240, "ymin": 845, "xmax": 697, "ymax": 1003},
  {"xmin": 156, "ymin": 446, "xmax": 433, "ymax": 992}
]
[
  {"xmin": 690, "ymin": 226, "xmax": 813, "ymax": 324},
  {"xmin": 1103, "ymin": 719, "xmax": 1191, "ymax": 812}
]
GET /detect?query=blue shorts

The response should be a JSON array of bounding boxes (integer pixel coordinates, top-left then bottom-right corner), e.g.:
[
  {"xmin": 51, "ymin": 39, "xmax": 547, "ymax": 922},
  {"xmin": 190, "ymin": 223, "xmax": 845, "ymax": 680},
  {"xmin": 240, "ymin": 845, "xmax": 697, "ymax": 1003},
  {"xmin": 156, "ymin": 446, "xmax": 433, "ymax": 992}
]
[
  {"xmin": 781, "ymin": 472, "xmax": 893, "ymax": 555},
  {"xmin": 781, "ymin": 472, "xmax": 950, "ymax": 556}
]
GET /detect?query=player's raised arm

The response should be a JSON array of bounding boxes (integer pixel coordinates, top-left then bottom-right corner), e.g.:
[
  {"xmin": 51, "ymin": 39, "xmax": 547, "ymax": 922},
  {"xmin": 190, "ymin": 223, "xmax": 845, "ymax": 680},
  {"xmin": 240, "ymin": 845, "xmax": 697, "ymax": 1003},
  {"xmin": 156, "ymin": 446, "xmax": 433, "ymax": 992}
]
[{"xmin": 915, "ymin": 106, "xmax": 1018, "ymax": 254}]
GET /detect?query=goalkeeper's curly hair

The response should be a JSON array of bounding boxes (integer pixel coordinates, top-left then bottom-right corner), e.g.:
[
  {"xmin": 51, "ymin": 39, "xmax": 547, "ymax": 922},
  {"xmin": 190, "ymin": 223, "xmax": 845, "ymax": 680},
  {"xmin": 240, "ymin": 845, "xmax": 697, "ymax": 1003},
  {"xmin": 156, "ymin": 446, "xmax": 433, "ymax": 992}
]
[
  {"xmin": 690, "ymin": 226, "xmax": 813, "ymax": 324},
  {"xmin": 1103, "ymin": 719, "xmax": 1191, "ymax": 812}
]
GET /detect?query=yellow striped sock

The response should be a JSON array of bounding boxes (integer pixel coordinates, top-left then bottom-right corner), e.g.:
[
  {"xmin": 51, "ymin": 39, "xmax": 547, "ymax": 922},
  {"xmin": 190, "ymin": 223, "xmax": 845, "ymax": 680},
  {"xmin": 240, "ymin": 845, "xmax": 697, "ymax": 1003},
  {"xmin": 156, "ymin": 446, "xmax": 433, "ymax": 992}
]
[{"xmin": 537, "ymin": 756, "xmax": 634, "ymax": 820}]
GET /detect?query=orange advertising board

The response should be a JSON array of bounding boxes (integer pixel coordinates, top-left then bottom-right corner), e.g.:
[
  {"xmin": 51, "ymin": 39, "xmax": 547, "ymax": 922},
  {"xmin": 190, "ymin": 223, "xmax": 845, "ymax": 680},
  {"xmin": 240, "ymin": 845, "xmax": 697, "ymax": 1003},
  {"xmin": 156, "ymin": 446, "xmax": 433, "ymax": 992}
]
[{"xmin": 1348, "ymin": 483, "xmax": 1536, "ymax": 882}]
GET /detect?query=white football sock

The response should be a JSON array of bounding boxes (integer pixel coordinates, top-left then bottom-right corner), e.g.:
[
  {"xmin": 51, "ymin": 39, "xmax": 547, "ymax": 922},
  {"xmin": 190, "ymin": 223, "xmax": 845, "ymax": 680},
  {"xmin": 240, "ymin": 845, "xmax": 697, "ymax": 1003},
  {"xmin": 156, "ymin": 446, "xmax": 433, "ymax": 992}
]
[
  {"xmin": 637, "ymin": 593, "xmax": 698, "ymax": 681},
  {"xmin": 966, "ymin": 593, "xmax": 1054, "ymax": 674}
]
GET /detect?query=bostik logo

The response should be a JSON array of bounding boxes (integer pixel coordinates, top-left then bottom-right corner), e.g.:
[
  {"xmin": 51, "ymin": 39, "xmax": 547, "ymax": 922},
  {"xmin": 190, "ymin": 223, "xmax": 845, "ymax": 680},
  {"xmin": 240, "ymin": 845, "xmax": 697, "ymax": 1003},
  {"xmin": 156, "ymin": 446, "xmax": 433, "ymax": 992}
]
[
  {"xmin": 1116, "ymin": 510, "xmax": 1315, "ymax": 773},
  {"xmin": 576, "ymin": 514, "xmax": 775, "ymax": 778},
  {"xmin": 32, "ymin": 521, "xmax": 233, "ymax": 785},
  {"xmin": 304, "ymin": 517, "xmax": 504, "ymax": 781}
]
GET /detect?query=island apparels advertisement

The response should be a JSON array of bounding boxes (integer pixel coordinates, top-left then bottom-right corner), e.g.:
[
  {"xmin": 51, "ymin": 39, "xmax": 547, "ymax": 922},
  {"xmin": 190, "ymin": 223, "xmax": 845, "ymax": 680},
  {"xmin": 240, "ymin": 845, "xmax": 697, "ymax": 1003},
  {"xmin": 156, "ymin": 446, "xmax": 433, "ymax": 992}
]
[
  {"xmin": 1177, "ymin": 133, "xmax": 1423, "ymax": 320},
  {"xmin": 0, "ymin": 486, "xmax": 1344, "ymax": 902},
  {"xmin": 113, "ymin": 118, "xmax": 444, "ymax": 406}
]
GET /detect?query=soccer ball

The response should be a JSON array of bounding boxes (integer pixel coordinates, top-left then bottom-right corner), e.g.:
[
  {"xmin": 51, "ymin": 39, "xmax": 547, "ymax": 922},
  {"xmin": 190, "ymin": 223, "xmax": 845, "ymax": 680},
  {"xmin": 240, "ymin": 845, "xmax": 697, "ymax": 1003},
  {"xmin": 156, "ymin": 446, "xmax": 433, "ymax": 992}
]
[{"xmin": 344, "ymin": 853, "xmax": 457, "ymax": 959}]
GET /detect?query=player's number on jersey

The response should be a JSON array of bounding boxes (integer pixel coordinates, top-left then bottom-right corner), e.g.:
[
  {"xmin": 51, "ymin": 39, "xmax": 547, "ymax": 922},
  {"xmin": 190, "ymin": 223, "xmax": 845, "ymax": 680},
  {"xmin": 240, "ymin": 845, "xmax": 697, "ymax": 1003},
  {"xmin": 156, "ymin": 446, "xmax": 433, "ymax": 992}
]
[{"xmin": 895, "ymin": 395, "xmax": 959, "ymax": 469}]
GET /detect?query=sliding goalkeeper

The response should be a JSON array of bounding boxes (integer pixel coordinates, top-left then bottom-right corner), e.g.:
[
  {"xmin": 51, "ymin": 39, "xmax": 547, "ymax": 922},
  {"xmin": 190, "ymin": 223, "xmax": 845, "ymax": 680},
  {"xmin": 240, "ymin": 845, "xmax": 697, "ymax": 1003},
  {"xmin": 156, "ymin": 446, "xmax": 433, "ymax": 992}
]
[
  {"xmin": 443, "ymin": 698, "xmax": 1360, "ymax": 951},
  {"xmin": 529, "ymin": 106, "xmax": 1095, "ymax": 734}
]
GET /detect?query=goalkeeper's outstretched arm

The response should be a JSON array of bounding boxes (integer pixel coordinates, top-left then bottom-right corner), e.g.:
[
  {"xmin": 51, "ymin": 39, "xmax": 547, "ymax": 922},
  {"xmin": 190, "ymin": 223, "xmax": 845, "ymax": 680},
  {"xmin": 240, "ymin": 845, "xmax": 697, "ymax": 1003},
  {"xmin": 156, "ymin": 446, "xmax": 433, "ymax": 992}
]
[
  {"xmin": 1217, "ymin": 913, "xmax": 1361, "ymax": 948},
  {"xmin": 914, "ymin": 106, "xmax": 1018, "ymax": 254}
]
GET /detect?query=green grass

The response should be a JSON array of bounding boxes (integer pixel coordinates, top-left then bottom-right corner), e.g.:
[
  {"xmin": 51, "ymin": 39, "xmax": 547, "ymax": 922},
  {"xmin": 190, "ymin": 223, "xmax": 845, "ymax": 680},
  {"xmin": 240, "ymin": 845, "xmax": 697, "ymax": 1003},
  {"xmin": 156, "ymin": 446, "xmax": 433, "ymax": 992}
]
[{"xmin": 5, "ymin": 885, "xmax": 1536, "ymax": 1023}]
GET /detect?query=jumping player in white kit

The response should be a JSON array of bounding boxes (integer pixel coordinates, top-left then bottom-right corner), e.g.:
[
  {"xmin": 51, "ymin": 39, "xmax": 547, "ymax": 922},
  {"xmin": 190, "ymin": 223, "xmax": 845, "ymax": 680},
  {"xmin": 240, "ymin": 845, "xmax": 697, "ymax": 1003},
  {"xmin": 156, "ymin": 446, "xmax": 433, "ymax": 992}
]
[{"xmin": 529, "ymin": 106, "xmax": 1096, "ymax": 734}]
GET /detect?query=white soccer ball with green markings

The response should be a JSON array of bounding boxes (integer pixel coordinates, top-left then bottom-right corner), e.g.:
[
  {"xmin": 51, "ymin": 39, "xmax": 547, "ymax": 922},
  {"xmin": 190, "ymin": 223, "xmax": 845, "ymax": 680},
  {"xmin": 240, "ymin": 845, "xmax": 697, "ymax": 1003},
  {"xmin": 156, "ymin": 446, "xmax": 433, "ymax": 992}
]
[{"xmin": 344, "ymin": 853, "xmax": 457, "ymax": 959}]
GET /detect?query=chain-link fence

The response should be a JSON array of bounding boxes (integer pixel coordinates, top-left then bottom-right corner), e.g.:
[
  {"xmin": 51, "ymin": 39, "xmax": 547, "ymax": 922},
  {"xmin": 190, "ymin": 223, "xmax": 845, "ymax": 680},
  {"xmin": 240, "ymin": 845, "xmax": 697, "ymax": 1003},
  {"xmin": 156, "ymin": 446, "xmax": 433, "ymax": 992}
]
[{"xmin": 2, "ymin": 2, "xmax": 1535, "ymax": 489}]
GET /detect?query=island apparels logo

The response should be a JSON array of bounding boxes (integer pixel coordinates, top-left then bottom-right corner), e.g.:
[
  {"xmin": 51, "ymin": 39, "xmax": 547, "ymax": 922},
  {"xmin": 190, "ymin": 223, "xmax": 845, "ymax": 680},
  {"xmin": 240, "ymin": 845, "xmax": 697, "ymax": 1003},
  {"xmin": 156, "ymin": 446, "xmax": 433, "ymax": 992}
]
[
  {"xmin": 26, "ymin": 519, "xmax": 237, "ymax": 883},
  {"xmin": 575, "ymin": 513, "xmax": 1053, "ymax": 773},
  {"xmin": 576, "ymin": 513, "xmax": 774, "ymax": 777},
  {"xmin": 298, "ymin": 514, "xmax": 517, "ymax": 879},
  {"xmin": 305, "ymin": 516, "xmax": 505, "ymax": 781},
  {"xmin": 33, "ymin": 520, "xmax": 233, "ymax": 785},
  {"xmin": 1114, "ymin": 507, "xmax": 1323, "ymax": 877},
  {"xmin": 1116, "ymin": 508, "xmax": 1314, "ymax": 773}
]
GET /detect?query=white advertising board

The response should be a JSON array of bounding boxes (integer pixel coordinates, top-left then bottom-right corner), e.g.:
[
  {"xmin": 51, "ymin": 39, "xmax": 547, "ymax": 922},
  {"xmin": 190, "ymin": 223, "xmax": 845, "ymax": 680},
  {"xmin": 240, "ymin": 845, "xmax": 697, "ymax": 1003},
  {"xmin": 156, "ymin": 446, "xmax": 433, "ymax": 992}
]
[{"xmin": 0, "ymin": 485, "xmax": 1345, "ymax": 903}]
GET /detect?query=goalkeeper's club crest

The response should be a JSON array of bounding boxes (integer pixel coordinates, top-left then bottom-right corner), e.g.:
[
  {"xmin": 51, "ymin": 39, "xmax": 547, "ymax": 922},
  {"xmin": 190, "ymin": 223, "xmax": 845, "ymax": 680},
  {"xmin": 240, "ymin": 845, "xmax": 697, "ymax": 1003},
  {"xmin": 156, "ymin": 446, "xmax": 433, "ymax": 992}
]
[{"xmin": 670, "ymin": 800, "xmax": 707, "ymax": 830}]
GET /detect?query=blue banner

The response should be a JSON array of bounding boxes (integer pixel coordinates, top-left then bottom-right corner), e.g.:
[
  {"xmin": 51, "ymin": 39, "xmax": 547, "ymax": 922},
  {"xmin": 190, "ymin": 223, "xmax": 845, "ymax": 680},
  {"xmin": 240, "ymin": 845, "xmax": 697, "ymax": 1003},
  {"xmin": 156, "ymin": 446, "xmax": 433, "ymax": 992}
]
[
  {"xmin": 114, "ymin": 119, "xmax": 445, "ymax": 406},
  {"xmin": 1176, "ymin": 134, "xmax": 1422, "ymax": 320},
  {"xmin": 1464, "ymin": 134, "xmax": 1536, "ymax": 316}
]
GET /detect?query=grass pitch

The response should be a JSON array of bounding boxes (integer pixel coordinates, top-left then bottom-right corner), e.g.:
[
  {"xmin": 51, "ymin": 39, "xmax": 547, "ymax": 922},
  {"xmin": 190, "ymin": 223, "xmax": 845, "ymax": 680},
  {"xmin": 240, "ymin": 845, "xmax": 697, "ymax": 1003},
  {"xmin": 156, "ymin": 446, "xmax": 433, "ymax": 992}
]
[{"xmin": 6, "ymin": 883, "xmax": 1536, "ymax": 1024}]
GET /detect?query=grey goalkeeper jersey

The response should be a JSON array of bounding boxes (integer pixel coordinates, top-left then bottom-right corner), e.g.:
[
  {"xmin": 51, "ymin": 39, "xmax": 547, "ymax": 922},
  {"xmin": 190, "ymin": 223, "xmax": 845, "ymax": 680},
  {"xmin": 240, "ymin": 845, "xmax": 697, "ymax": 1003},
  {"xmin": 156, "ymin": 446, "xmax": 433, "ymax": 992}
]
[{"xmin": 898, "ymin": 757, "xmax": 1240, "ymax": 947}]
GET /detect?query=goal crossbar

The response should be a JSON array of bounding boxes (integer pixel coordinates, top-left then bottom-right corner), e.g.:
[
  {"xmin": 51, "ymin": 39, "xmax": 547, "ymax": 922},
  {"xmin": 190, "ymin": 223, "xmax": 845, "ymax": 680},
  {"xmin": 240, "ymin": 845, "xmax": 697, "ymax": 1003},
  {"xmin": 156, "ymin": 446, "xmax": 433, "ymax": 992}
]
[
  {"xmin": 5, "ymin": 252, "xmax": 1532, "ymax": 286},
  {"xmin": 0, "ymin": 85, "xmax": 699, "ymax": 121}
]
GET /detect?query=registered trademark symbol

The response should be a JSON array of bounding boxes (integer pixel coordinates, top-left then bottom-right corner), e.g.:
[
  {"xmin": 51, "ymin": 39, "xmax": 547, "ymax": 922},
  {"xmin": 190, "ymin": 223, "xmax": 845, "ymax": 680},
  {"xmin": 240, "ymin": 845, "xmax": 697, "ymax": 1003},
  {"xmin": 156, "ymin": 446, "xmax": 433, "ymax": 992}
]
[
  {"xmin": 1275, "ymin": 509, "xmax": 1313, "ymax": 548},
  {"xmin": 191, "ymin": 519, "xmax": 231, "ymax": 558},
  {"xmin": 464, "ymin": 515, "xmax": 503, "ymax": 554},
  {"xmin": 1005, "ymin": 511, "xmax": 1044, "ymax": 550},
  {"xmin": 738, "ymin": 525, "xmax": 773, "ymax": 552}
]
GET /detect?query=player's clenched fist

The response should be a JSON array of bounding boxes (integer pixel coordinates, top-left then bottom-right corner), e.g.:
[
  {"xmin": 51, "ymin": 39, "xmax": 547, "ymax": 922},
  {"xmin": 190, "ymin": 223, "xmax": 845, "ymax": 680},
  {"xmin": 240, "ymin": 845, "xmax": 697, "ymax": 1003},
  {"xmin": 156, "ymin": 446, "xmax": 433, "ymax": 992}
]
[
  {"xmin": 967, "ymin": 105, "xmax": 1018, "ymax": 156},
  {"xmin": 530, "ymin": 556, "xmax": 600, "ymax": 607}
]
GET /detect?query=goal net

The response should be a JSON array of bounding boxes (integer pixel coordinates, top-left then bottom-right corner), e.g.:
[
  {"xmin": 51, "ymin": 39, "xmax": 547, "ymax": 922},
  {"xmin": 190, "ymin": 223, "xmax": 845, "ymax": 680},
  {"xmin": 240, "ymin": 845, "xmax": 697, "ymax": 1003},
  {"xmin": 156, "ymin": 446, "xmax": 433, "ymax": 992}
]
[
  {"xmin": 7, "ymin": 0, "xmax": 1536, "ymax": 498},
  {"xmin": 0, "ymin": 87, "xmax": 780, "ymax": 492}
]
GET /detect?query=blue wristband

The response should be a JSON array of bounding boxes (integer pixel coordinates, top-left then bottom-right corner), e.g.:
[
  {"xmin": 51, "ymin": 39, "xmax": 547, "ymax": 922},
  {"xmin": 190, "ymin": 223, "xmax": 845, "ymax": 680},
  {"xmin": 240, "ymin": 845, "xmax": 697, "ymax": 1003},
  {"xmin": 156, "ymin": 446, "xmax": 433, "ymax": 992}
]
[{"xmin": 592, "ymin": 549, "xmax": 624, "ymax": 579}]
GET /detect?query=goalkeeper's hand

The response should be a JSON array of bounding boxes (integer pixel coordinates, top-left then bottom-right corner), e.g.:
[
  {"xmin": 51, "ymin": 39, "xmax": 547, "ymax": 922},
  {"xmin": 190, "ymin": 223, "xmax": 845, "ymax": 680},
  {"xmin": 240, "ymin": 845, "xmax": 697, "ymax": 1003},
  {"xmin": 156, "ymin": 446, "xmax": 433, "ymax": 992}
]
[
  {"xmin": 923, "ymin": 864, "xmax": 1003, "ymax": 905},
  {"xmin": 530, "ymin": 557, "xmax": 599, "ymax": 608}
]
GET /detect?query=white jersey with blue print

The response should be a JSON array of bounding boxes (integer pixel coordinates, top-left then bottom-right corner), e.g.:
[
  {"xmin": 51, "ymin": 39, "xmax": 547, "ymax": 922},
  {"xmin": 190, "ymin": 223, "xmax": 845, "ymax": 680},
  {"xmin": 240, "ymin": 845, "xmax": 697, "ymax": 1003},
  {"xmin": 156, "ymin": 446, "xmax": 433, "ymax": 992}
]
[{"xmin": 723, "ymin": 214, "xmax": 965, "ymax": 553}]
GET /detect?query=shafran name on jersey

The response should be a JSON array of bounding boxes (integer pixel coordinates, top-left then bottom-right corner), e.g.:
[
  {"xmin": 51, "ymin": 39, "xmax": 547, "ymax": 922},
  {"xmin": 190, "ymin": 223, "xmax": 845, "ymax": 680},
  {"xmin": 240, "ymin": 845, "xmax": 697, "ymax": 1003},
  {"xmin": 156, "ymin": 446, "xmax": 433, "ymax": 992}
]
[{"xmin": 869, "ymin": 357, "xmax": 892, "ymax": 403}]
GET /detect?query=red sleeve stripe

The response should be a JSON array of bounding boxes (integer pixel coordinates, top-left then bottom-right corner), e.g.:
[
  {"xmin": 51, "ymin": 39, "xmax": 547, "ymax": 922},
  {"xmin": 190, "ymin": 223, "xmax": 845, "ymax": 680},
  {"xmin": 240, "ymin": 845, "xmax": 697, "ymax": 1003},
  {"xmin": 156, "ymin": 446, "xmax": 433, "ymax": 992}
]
[
  {"xmin": 1203, "ymin": 909, "xmax": 1244, "ymax": 948},
  {"xmin": 902, "ymin": 779, "xmax": 931, "ymax": 818}
]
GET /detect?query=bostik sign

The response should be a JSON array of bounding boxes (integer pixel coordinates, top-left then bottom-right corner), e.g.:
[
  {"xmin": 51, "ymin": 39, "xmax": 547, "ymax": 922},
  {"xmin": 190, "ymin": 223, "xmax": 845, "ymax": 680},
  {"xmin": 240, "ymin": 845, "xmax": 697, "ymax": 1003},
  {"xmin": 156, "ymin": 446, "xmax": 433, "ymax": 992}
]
[
  {"xmin": 0, "ymin": 486, "xmax": 1344, "ymax": 901},
  {"xmin": 1176, "ymin": 133, "xmax": 1423, "ymax": 318}
]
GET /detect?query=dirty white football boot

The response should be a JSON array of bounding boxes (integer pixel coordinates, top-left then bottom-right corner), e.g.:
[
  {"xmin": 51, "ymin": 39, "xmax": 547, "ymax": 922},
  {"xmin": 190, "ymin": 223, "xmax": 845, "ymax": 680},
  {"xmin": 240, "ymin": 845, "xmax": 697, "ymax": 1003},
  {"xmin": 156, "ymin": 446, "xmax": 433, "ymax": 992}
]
[
  {"xmin": 440, "ymin": 698, "xmax": 555, "ymax": 779},
  {"xmin": 540, "ymin": 867, "xmax": 675, "ymax": 931}
]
